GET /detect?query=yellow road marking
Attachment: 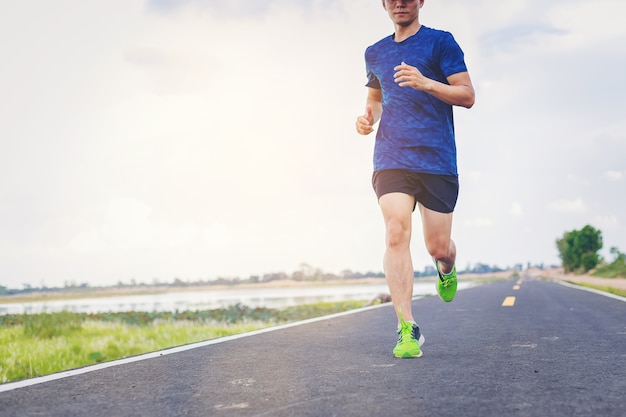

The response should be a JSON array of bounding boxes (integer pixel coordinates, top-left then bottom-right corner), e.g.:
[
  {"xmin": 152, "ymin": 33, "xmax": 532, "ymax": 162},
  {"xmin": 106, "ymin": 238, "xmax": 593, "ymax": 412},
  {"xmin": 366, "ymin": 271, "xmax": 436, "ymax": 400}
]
[
  {"xmin": 513, "ymin": 285, "xmax": 520, "ymax": 290},
  {"xmin": 502, "ymin": 296, "xmax": 516, "ymax": 307}
]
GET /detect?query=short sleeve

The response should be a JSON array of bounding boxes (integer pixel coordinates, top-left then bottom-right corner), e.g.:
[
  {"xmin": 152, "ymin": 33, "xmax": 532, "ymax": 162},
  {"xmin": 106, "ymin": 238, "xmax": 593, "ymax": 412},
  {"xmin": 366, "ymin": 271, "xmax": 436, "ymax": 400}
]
[
  {"xmin": 439, "ymin": 32, "xmax": 468, "ymax": 78},
  {"xmin": 365, "ymin": 48, "xmax": 381, "ymax": 89}
]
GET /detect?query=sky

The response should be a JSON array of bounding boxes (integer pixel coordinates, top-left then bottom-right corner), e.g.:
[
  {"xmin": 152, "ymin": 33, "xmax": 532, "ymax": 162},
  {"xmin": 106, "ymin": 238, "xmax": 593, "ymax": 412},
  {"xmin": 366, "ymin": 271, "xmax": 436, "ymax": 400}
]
[{"xmin": 1, "ymin": 0, "xmax": 625, "ymax": 289}]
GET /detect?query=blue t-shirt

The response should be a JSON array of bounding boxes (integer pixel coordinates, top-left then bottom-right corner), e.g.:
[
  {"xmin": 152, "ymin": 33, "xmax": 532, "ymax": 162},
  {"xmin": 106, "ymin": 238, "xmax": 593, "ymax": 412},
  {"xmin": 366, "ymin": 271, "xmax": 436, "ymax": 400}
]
[{"xmin": 365, "ymin": 26, "xmax": 467, "ymax": 176}]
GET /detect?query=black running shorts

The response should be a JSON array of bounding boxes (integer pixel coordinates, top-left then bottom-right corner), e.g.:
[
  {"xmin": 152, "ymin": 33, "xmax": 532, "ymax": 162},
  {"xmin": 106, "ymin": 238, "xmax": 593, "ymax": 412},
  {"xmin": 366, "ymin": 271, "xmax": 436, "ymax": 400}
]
[{"xmin": 372, "ymin": 169, "xmax": 459, "ymax": 214}]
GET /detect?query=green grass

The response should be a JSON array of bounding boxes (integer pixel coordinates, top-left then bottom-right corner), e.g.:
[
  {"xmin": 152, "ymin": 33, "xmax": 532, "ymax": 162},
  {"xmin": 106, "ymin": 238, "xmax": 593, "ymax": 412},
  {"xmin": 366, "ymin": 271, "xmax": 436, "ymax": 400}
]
[
  {"xmin": 591, "ymin": 255, "xmax": 626, "ymax": 278},
  {"xmin": 0, "ymin": 320, "xmax": 266, "ymax": 383},
  {"xmin": 565, "ymin": 281, "xmax": 626, "ymax": 298},
  {"xmin": 0, "ymin": 301, "xmax": 366, "ymax": 384},
  {"xmin": 592, "ymin": 264, "xmax": 626, "ymax": 278}
]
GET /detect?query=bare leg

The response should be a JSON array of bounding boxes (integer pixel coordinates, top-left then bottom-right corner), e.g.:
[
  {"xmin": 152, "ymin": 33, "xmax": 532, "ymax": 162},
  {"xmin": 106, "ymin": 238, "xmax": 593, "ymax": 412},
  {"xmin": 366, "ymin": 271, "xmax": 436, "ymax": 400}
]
[
  {"xmin": 418, "ymin": 203, "xmax": 456, "ymax": 273},
  {"xmin": 379, "ymin": 193, "xmax": 416, "ymax": 324}
]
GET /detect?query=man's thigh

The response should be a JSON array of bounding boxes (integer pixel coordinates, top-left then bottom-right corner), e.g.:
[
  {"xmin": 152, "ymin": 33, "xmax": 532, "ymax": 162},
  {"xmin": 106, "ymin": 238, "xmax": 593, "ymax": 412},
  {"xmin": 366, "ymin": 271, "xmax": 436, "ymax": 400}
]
[
  {"xmin": 379, "ymin": 192, "xmax": 415, "ymax": 239},
  {"xmin": 418, "ymin": 203, "xmax": 453, "ymax": 248}
]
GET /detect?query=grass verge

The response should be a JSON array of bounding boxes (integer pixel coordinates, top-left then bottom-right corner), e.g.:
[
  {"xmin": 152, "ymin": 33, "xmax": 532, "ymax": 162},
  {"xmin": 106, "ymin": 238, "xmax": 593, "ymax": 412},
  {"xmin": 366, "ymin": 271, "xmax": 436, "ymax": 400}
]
[
  {"xmin": 564, "ymin": 281, "xmax": 626, "ymax": 298},
  {"xmin": 0, "ymin": 300, "xmax": 366, "ymax": 384}
]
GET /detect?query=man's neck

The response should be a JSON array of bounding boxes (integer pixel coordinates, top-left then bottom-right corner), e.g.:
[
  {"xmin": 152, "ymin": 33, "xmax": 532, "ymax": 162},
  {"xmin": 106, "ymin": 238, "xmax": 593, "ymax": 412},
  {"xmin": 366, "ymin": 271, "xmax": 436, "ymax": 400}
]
[{"xmin": 394, "ymin": 22, "xmax": 422, "ymax": 42}]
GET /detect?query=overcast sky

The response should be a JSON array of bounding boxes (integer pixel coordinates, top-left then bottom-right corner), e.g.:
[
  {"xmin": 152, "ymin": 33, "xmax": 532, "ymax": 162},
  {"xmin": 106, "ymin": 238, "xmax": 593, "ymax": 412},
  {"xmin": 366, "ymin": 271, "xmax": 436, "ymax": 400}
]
[{"xmin": 1, "ymin": 0, "xmax": 625, "ymax": 288}]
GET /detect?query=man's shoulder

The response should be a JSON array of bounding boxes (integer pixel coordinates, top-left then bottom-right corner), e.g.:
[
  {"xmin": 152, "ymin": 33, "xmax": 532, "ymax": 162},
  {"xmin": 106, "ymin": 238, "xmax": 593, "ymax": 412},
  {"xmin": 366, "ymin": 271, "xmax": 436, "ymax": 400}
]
[
  {"xmin": 420, "ymin": 26, "xmax": 455, "ymax": 40},
  {"xmin": 418, "ymin": 26, "xmax": 463, "ymax": 58},
  {"xmin": 365, "ymin": 35, "xmax": 394, "ymax": 63},
  {"xmin": 366, "ymin": 34, "xmax": 393, "ymax": 51}
]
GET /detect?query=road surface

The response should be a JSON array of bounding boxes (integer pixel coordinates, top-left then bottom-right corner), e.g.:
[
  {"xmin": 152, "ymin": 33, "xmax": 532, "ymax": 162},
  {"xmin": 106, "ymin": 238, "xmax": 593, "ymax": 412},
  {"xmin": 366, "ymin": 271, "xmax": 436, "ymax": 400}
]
[{"xmin": 0, "ymin": 276, "xmax": 624, "ymax": 417}]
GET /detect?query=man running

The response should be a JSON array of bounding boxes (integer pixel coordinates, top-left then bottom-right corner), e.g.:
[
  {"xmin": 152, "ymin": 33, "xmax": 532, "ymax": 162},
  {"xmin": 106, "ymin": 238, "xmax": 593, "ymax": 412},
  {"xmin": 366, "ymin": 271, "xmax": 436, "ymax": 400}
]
[{"xmin": 355, "ymin": 0, "xmax": 475, "ymax": 358}]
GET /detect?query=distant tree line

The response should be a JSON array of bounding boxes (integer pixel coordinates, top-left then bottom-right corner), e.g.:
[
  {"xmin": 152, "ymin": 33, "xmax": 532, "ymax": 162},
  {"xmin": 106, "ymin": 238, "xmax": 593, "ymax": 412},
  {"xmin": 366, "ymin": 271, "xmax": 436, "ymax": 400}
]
[{"xmin": 0, "ymin": 262, "xmax": 521, "ymax": 295}]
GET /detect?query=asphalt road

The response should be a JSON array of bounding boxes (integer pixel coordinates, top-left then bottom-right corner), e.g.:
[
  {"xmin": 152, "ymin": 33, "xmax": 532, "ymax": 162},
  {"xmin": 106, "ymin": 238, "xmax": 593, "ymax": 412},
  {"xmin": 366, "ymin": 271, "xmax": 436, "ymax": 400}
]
[{"xmin": 1, "ymin": 276, "xmax": 624, "ymax": 417}]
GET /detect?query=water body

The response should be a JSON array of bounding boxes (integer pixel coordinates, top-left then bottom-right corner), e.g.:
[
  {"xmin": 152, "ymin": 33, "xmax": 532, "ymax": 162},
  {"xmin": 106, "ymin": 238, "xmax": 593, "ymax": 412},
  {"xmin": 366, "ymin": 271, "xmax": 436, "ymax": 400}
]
[{"xmin": 0, "ymin": 281, "xmax": 477, "ymax": 315}]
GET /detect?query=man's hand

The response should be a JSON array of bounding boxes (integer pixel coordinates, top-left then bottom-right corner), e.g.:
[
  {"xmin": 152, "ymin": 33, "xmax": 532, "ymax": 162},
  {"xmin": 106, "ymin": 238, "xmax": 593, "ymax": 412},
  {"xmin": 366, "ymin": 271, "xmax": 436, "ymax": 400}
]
[
  {"xmin": 393, "ymin": 61, "xmax": 432, "ymax": 91},
  {"xmin": 355, "ymin": 105, "xmax": 375, "ymax": 135}
]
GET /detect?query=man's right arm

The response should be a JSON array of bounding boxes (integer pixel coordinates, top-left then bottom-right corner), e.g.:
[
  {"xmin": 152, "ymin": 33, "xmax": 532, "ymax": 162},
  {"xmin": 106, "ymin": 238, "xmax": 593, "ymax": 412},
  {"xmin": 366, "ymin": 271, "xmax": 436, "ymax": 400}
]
[{"xmin": 355, "ymin": 87, "xmax": 383, "ymax": 135}]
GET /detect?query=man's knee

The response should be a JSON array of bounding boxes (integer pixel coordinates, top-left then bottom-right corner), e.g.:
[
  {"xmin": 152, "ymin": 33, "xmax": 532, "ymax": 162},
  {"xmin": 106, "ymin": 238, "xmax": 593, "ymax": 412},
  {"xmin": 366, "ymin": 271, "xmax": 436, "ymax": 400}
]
[
  {"xmin": 426, "ymin": 236, "xmax": 456, "ymax": 264},
  {"xmin": 425, "ymin": 236, "xmax": 452, "ymax": 260},
  {"xmin": 385, "ymin": 218, "xmax": 411, "ymax": 249}
]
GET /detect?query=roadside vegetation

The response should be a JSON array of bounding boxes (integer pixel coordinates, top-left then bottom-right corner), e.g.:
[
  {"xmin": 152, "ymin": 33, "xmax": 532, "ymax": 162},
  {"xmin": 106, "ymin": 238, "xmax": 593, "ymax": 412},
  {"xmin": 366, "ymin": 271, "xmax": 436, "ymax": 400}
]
[
  {"xmin": 556, "ymin": 225, "xmax": 626, "ymax": 296},
  {"xmin": 592, "ymin": 247, "xmax": 626, "ymax": 279},
  {"xmin": 557, "ymin": 225, "xmax": 626, "ymax": 278},
  {"xmin": 556, "ymin": 225, "xmax": 603, "ymax": 273},
  {"xmin": 0, "ymin": 301, "xmax": 365, "ymax": 384},
  {"xmin": 564, "ymin": 282, "xmax": 626, "ymax": 298}
]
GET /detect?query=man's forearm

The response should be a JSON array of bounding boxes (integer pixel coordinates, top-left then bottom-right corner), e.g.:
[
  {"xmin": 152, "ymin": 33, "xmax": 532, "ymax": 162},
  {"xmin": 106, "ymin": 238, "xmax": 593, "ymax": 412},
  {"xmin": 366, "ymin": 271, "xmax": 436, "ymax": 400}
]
[
  {"xmin": 425, "ymin": 72, "xmax": 475, "ymax": 108},
  {"xmin": 367, "ymin": 99, "xmax": 383, "ymax": 125},
  {"xmin": 425, "ymin": 81, "xmax": 475, "ymax": 108}
]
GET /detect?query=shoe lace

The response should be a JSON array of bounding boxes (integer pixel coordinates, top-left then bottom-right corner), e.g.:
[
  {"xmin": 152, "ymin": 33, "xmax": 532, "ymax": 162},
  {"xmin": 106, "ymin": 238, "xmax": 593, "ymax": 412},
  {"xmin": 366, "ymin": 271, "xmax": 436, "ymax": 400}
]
[
  {"xmin": 440, "ymin": 276, "xmax": 454, "ymax": 288},
  {"xmin": 397, "ymin": 322, "xmax": 416, "ymax": 343}
]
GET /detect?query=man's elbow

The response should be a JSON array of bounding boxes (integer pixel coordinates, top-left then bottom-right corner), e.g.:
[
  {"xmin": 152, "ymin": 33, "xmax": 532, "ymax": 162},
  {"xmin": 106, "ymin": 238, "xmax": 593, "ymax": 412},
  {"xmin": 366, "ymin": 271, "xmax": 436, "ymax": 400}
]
[{"xmin": 461, "ymin": 90, "xmax": 475, "ymax": 109}]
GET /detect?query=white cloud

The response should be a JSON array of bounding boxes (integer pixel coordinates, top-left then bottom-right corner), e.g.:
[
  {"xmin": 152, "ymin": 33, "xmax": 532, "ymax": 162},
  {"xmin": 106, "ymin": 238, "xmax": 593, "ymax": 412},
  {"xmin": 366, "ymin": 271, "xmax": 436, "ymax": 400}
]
[
  {"xmin": 510, "ymin": 202, "xmax": 523, "ymax": 217},
  {"xmin": 593, "ymin": 215, "xmax": 620, "ymax": 230},
  {"xmin": 548, "ymin": 198, "xmax": 587, "ymax": 214},
  {"xmin": 604, "ymin": 170, "xmax": 624, "ymax": 181},
  {"xmin": 464, "ymin": 170, "xmax": 484, "ymax": 182},
  {"xmin": 68, "ymin": 198, "xmax": 198, "ymax": 253},
  {"xmin": 123, "ymin": 47, "xmax": 219, "ymax": 95},
  {"xmin": 546, "ymin": 0, "xmax": 626, "ymax": 48},
  {"xmin": 464, "ymin": 218, "xmax": 494, "ymax": 228},
  {"xmin": 202, "ymin": 223, "xmax": 234, "ymax": 249}
]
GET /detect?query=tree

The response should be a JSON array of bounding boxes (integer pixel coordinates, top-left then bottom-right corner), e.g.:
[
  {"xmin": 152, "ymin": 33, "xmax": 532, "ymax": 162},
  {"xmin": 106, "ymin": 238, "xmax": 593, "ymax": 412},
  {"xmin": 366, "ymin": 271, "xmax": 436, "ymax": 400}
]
[
  {"xmin": 610, "ymin": 246, "xmax": 626, "ymax": 262},
  {"xmin": 556, "ymin": 225, "xmax": 603, "ymax": 273}
]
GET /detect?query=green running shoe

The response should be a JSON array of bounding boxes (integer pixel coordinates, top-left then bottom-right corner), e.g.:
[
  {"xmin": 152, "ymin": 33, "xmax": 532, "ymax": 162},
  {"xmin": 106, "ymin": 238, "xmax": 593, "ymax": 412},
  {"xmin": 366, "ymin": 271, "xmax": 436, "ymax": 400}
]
[
  {"xmin": 435, "ymin": 260, "xmax": 457, "ymax": 302},
  {"xmin": 393, "ymin": 318, "xmax": 425, "ymax": 358}
]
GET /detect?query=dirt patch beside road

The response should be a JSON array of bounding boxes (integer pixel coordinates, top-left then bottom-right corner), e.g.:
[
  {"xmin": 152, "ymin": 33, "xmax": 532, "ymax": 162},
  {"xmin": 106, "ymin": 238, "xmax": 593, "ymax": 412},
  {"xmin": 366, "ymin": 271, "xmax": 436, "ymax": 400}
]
[{"xmin": 532, "ymin": 268, "xmax": 626, "ymax": 291}]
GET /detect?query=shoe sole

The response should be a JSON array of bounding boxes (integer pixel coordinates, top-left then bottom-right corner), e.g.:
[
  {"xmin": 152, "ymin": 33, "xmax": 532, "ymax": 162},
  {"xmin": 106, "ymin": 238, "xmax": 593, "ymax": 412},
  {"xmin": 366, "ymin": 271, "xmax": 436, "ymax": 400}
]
[
  {"xmin": 394, "ymin": 350, "xmax": 423, "ymax": 358},
  {"xmin": 439, "ymin": 293, "xmax": 456, "ymax": 302}
]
